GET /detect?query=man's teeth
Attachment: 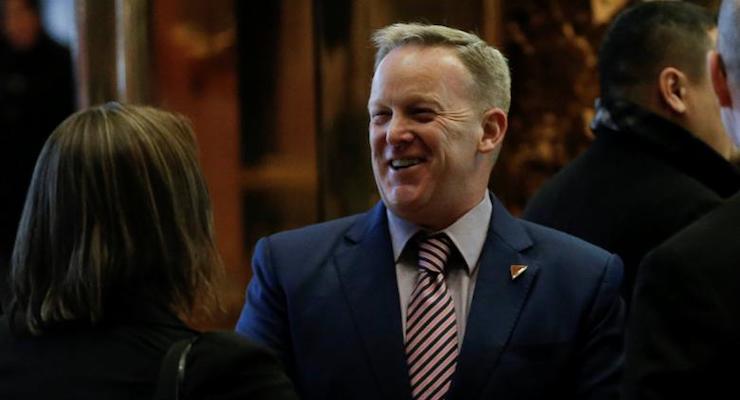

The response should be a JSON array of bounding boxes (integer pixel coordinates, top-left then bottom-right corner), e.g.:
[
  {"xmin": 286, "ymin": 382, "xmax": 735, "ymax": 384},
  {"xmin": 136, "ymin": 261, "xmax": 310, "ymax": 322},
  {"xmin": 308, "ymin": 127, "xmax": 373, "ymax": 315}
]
[{"xmin": 391, "ymin": 158, "xmax": 422, "ymax": 169}]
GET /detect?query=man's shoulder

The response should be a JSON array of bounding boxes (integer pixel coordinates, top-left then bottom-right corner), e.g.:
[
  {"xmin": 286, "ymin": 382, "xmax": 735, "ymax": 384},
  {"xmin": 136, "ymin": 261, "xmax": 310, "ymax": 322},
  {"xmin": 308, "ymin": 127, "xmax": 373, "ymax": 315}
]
[
  {"xmin": 266, "ymin": 212, "xmax": 368, "ymax": 244},
  {"xmin": 253, "ymin": 210, "xmax": 374, "ymax": 263},
  {"xmin": 646, "ymin": 193, "xmax": 740, "ymax": 270},
  {"xmin": 524, "ymin": 130, "xmax": 724, "ymax": 240},
  {"xmin": 515, "ymin": 219, "xmax": 622, "ymax": 284},
  {"xmin": 520, "ymin": 219, "xmax": 615, "ymax": 262},
  {"xmin": 527, "ymin": 130, "xmax": 714, "ymax": 205},
  {"xmin": 523, "ymin": 134, "xmax": 652, "ymax": 218}
]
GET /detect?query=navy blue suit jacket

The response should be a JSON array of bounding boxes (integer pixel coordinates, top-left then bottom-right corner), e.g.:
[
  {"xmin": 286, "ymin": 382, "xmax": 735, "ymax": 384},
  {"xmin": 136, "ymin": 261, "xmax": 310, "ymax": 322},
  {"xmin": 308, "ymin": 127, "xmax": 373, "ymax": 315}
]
[{"xmin": 236, "ymin": 196, "xmax": 625, "ymax": 399}]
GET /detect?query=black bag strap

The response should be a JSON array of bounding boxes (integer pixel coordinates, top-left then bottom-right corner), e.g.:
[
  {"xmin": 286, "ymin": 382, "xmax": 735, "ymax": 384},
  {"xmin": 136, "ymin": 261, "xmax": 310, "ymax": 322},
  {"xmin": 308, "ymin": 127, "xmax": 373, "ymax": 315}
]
[{"xmin": 153, "ymin": 336, "xmax": 199, "ymax": 400}]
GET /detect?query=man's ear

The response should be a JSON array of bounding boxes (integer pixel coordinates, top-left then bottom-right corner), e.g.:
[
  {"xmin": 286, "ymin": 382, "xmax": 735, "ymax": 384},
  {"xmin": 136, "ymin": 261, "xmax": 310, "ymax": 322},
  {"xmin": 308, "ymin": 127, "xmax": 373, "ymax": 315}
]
[
  {"xmin": 658, "ymin": 67, "xmax": 688, "ymax": 114},
  {"xmin": 479, "ymin": 108, "xmax": 507, "ymax": 154},
  {"xmin": 710, "ymin": 50, "xmax": 733, "ymax": 107}
]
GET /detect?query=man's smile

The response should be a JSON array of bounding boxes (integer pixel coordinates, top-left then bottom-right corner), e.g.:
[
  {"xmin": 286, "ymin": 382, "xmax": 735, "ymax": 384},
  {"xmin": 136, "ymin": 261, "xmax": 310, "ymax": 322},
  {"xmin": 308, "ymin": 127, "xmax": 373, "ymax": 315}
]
[{"xmin": 390, "ymin": 158, "xmax": 425, "ymax": 170}]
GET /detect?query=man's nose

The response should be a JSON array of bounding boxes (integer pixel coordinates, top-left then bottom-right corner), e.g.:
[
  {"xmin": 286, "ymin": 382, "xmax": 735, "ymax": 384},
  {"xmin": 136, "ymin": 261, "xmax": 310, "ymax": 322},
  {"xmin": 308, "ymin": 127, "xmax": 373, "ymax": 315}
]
[{"xmin": 386, "ymin": 115, "xmax": 414, "ymax": 146}]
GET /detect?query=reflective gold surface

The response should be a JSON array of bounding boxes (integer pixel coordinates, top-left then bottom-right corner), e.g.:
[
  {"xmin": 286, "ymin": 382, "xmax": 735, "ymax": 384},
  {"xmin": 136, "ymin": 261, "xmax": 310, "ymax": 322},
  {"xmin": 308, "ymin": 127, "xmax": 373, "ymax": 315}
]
[
  {"xmin": 115, "ymin": 0, "xmax": 150, "ymax": 103},
  {"xmin": 74, "ymin": 0, "xmax": 116, "ymax": 106},
  {"xmin": 74, "ymin": 0, "xmax": 150, "ymax": 106}
]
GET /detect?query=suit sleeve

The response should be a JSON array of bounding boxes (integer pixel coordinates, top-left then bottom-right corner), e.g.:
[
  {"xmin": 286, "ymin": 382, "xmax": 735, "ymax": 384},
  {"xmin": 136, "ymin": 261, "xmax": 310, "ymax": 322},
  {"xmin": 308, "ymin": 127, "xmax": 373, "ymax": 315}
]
[
  {"xmin": 623, "ymin": 246, "xmax": 728, "ymax": 399},
  {"xmin": 235, "ymin": 237, "xmax": 293, "ymax": 370},
  {"xmin": 576, "ymin": 253, "xmax": 626, "ymax": 400}
]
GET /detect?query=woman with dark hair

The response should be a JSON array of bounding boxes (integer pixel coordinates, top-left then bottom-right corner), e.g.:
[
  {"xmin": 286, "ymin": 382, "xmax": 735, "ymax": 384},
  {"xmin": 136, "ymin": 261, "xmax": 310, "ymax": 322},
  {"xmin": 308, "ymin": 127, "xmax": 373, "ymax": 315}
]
[{"xmin": 0, "ymin": 103, "xmax": 297, "ymax": 399}]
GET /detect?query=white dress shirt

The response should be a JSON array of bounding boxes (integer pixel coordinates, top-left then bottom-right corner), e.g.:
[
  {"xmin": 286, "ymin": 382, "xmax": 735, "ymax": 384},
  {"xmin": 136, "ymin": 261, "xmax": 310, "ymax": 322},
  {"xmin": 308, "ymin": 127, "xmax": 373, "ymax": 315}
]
[{"xmin": 387, "ymin": 195, "xmax": 493, "ymax": 345}]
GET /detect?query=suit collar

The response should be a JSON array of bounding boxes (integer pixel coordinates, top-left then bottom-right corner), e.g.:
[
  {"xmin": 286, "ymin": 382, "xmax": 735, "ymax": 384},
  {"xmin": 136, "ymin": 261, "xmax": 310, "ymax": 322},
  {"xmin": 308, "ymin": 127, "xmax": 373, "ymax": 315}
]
[
  {"xmin": 449, "ymin": 195, "xmax": 538, "ymax": 399},
  {"xmin": 345, "ymin": 201, "xmax": 385, "ymax": 244},
  {"xmin": 336, "ymin": 202, "xmax": 412, "ymax": 398},
  {"xmin": 488, "ymin": 193, "xmax": 532, "ymax": 252}
]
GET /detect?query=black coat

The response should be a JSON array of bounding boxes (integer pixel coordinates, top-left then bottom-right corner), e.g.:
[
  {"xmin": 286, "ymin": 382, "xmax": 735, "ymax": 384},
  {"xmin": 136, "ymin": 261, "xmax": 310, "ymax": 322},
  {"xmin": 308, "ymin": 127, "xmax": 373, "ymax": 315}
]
[
  {"xmin": 523, "ymin": 100, "xmax": 740, "ymax": 304},
  {"xmin": 154, "ymin": 330, "xmax": 299, "ymax": 400},
  {"xmin": 624, "ymin": 191, "xmax": 740, "ymax": 399},
  {"xmin": 0, "ymin": 305, "xmax": 297, "ymax": 400},
  {"xmin": 0, "ymin": 33, "xmax": 75, "ymax": 315}
]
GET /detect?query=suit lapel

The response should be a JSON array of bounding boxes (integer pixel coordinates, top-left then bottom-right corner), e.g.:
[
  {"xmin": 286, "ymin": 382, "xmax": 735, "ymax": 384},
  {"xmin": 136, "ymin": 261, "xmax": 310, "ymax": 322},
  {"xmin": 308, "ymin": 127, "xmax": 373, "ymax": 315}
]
[
  {"xmin": 449, "ymin": 196, "xmax": 539, "ymax": 400},
  {"xmin": 333, "ymin": 202, "xmax": 412, "ymax": 399}
]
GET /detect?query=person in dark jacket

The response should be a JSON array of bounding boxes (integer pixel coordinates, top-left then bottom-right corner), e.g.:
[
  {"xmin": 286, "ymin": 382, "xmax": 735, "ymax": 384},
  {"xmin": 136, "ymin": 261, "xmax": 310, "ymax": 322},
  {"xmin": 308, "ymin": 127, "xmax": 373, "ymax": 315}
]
[
  {"xmin": 523, "ymin": 1, "xmax": 740, "ymax": 305},
  {"xmin": 0, "ymin": 103, "xmax": 297, "ymax": 400},
  {"xmin": 0, "ymin": 0, "xmax": 75, "ymax": 314},
  {"xmin": 624, "ymin": 0, "xmax": 740, "ymax": 398}
]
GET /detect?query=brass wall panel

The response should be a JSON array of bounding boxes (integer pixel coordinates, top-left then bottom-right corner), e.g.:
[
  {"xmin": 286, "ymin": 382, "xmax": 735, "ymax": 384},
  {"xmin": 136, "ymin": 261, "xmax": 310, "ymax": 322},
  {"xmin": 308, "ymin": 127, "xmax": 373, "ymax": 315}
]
[
  {"xmin": 75, "ymin": 0, "xmax": 116, "ymax": 106},
  {"xmin": 75, "ymin": 0, "xmax": 151, "ymax": 106},
  {"xmin": 114, "ymin": 0, "xmax": 150, "ymax": 103}
]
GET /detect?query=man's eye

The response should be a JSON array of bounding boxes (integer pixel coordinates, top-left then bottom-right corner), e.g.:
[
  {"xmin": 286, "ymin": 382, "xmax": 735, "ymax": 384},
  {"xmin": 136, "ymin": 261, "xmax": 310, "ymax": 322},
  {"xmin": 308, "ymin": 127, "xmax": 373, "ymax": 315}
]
[
  {"xmin": 371, "ymin": 112, "xmax": 390, "ymax": 124},
  {"xmin": 412, "ymin": 109, "xmax": 435, "ymax": 122}
]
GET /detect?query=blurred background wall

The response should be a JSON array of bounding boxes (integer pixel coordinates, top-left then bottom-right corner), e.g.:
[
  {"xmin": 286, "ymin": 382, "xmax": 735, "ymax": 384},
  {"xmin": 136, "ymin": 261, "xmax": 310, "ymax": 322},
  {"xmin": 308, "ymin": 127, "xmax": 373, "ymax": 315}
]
[{"xmin": 24, "ymin": 0, "xmax": 722, "ymax": 327}]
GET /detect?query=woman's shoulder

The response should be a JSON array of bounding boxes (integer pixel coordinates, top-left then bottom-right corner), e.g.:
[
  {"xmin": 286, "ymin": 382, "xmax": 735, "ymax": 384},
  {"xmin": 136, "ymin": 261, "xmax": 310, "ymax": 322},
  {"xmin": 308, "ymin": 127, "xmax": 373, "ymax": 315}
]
[{"xmin": 155, "ymin": 331, "xmax": 299, "ymax": 400}]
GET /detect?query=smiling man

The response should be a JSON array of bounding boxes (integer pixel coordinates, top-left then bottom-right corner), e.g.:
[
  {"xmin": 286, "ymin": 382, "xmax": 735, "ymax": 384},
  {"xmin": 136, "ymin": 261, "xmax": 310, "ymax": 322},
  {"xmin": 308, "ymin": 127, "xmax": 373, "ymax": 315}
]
[
  {"xmin": 237, "ymin": 23, "xmax": 625, "ymax": 400},
  {"xmin": 368, "ymin": 43, "xmax": 507, "ymax": 232}
]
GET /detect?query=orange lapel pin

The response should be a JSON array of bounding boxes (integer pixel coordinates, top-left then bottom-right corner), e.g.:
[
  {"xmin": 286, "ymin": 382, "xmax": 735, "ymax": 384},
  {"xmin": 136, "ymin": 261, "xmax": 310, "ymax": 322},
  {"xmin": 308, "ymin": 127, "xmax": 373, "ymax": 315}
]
[{"xmin": 510, "ymin": 264, "xmax": 528, "ymax": 280}]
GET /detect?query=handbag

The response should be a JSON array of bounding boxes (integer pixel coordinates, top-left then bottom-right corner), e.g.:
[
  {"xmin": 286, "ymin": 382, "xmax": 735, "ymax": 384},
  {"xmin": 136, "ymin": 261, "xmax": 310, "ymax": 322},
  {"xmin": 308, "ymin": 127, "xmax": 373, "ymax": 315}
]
[
  {"xmin": 153, "ymin": 335, "xmax": 199, "ymax": 400},
  {"xmin": 153, "ymin": 331, "xmax": 298, "ymax": 400}
]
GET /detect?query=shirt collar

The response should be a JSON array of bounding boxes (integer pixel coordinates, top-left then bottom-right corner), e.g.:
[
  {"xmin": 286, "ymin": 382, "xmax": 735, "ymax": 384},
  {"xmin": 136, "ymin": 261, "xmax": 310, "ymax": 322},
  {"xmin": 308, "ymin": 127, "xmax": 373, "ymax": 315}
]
[{"xmin": 386, "ymin": 195, "xmax": 493, "ymax": 273}]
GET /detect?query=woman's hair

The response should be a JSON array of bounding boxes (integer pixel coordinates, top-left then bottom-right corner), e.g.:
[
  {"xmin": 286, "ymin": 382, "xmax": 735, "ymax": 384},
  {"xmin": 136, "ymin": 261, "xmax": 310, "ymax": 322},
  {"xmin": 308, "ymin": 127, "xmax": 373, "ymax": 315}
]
[{"xmin": 10, "ymin": 102, "xmax": 222, "ymax": 334}]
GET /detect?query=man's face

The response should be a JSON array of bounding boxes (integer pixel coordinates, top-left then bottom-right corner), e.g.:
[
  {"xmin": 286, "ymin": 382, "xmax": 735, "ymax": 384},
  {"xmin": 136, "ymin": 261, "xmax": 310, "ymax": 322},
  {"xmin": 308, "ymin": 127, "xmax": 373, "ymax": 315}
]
[
  {"xmin": 368, "ymin": 45, "xmax": 495, "ymax": 229},
  {"xmin": 720, "ymin": 86, "xmax": 740, "ymax": 147},
  {"xmin": 691, "ymin": 29, "xmax": 735, "ymax": 158},
  {"xmin": 721, "ymin": 55, "xmax": 740, "ymax": 146},
  {"xmin": 3, "ymin": 0, "xmax": 40, "ymax": 50}
]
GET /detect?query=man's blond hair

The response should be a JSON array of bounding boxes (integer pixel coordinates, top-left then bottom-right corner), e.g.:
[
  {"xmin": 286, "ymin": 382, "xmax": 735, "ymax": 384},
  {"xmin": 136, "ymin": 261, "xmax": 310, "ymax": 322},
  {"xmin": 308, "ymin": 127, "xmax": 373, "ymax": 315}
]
[{"xmin": 372, "ymin": 23, "xmax": 511, "ymax": 112}]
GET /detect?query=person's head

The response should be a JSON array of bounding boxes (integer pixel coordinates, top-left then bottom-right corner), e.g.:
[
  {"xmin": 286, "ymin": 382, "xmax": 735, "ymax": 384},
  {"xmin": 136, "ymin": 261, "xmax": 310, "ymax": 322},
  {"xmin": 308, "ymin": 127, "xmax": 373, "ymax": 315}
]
[
  {"xmin": 368, "ymin": 23, "xmax": 509, "ymax": 230},
  {"xmin": 599, "ymin": 1, "xmax": 732, "ymax": 159},
  {"xmin": 2, "ymin": 0, "xmax": 41, "ymax": 50},
  {"xmin": 10, "ymin": 103, "xmax": 222, "ymax": 334},
  {"xmin": 710, "ymin": 0, "xmax": 740, "ymax": 146}
]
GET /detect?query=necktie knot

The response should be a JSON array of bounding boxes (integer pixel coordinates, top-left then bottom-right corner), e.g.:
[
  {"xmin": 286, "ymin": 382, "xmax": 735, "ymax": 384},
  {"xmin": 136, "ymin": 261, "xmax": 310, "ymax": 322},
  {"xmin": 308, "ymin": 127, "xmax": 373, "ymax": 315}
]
[{"xmin": 417, "ymin": 233, "xmax": 453, "ymax": 275}]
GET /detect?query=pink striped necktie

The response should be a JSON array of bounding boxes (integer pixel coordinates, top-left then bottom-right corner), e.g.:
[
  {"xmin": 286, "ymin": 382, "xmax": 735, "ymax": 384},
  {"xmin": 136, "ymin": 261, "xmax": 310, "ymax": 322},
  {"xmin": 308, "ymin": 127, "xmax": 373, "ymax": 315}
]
[{"xmin": 405, "ymin": 233, "xmax": 458, "ymax": 400}]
